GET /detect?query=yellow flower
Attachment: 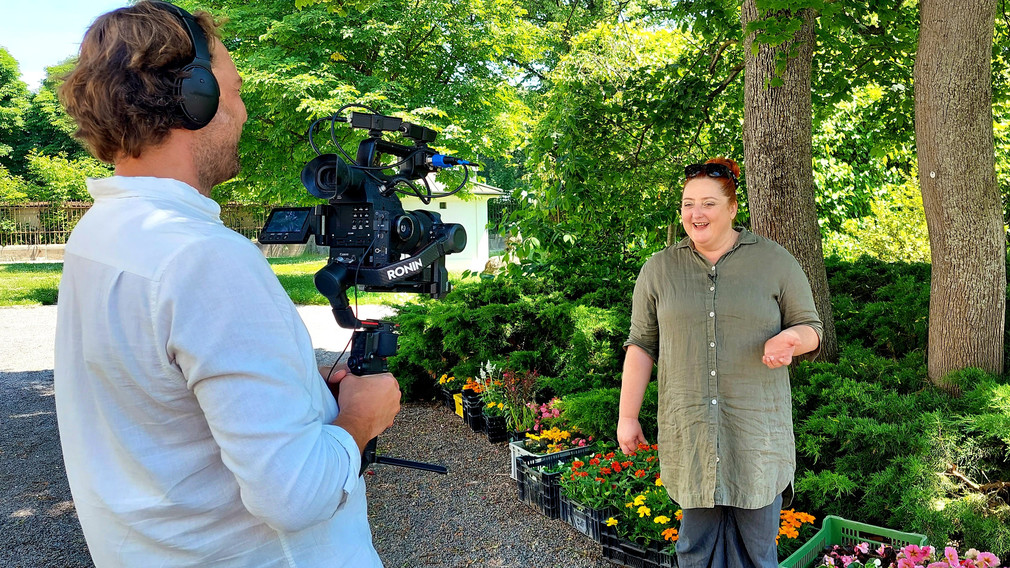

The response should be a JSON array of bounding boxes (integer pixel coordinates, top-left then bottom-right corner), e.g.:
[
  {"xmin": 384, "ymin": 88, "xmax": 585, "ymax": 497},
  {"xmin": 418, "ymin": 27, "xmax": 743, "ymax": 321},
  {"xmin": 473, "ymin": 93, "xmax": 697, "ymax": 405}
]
[
  {"xmin": 655, "ymin": 477, "xmax": 664, "ymax": 487},
  {"xmin": 637, "ymin": 506, "xmax": 651, "ymax": 518},
  {"xmin": 625, "ymin": 502, "xmax": 633, "ymax": 509},
  {"xmin": 675, "ymin": 509, "xmax": 683, "ymax": 521},
  {"xmin": 486, "ymin": 402, "xmax": 495, "ymax": 408},
  {"xmin": 497, "ymin": 402, "xmax": 505, "ymax": 410},
  {"xmin": 653, "ymin": 516, "xmax": 670, "ymax": 524},
  {"xmin": 606, "ymin": 517, "xmax": 618, "ymax": 527},
  {"xmin": 633, "ymin": 495, "xmax": 647, "ymax": 506}
]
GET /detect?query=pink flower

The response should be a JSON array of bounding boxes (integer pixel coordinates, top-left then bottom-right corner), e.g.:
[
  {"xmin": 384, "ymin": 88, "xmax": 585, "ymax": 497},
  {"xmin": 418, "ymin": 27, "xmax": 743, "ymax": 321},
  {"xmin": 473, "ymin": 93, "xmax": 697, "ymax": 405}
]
[
  {"xmin": 945, "ymin": 547, "xmax": 960, "ymax": 567},
  {"xmin": 903, "ymin": 545, "xmax": 932, "ymax": 565},
  {"xmin": 897, "ymin": 558, "xmax": 916, "ymax": 568},
  {"xmin": 841, "ymin": 556, "xmax": 854, "ymax": 566},
  {"xmin": 928, "ymin": 563, "xmax": 951, "ymax": 568},
  {"xmin": 855, "ymin": 543, "xmax": 870, "ymax": 555},
  {"xmin": 878, "ymin": 545, "xmax": 888, "ymax": 557},
  {"xmin": 976, "ymin": 553, "xmax": 1000, "ymax": 568}
]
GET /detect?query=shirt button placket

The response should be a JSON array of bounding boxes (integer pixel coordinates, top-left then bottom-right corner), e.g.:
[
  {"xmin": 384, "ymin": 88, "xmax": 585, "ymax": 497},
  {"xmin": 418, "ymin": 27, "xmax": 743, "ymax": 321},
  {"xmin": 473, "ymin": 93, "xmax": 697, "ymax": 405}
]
[{"xmin": 707, "ymin": 263, "xmax": 719, "ymax": 497}]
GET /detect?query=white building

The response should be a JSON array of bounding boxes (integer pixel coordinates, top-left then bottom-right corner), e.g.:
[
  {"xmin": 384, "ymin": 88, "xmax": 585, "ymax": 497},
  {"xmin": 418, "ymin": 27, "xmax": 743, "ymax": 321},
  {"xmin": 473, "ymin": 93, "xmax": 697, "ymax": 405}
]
[{"xmin": 400, "ymin": 181, "xmax": 510, "ymax": 273}]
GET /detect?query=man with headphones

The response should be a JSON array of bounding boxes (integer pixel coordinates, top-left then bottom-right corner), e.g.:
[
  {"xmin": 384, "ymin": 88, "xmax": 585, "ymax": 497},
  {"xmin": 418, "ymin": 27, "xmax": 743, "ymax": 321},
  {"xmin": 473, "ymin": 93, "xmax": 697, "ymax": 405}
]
[{"xmin": 54, "ymin": 2, "xmax": 399, "ymax": 566}]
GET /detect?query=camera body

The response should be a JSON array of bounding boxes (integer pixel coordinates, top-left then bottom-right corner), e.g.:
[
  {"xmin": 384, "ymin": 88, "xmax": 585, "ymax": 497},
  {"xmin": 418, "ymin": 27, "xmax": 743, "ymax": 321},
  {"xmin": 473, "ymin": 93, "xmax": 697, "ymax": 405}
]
[{"xmin": 259, "ymin": 111, "xmax": 467, "ymax": 298}]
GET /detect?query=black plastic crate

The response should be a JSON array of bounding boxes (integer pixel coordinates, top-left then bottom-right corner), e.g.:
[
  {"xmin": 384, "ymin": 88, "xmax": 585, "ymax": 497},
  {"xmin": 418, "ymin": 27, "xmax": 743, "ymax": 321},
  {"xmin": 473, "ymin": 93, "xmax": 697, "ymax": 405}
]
[
  {"xmin": 600, "ymin": 524, "xmax": 676, "ymax": 568},
  {"xmin": 559, "ymin": 495, "xmax": 613, "ymax": 543},
  {"xmin": 462, "ymin": 397, "xmax": 485, "ymax": 432},
  {"xmin": 484, "ymin": 413, "xmax": 508, "ymax": 443},
  {"xmin": 515, "ymin": 446, "xmax": 595, "ymax": 519}
]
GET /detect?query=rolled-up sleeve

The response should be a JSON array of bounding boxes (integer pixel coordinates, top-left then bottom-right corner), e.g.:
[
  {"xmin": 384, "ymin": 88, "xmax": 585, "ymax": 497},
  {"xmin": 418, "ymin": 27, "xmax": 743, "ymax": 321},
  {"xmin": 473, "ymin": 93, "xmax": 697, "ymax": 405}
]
[
  {"xmin": 156, "ymin": 236, "xmax": 360, "ymax": 533},
  {"xmin": 624, "ymin": 260, "xmax": 660, "ymax": 361},
  {"xmin": 779, "ymin": 256, "xmax": 823, "ymax": 361}
]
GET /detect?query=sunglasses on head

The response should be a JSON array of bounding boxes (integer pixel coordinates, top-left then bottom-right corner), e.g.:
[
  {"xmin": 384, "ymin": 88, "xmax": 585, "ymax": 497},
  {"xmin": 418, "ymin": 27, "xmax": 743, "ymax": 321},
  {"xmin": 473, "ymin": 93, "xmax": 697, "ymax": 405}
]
[{"xmin": 685, "ymin": 163, "xmax": 738, "ymax": 186}]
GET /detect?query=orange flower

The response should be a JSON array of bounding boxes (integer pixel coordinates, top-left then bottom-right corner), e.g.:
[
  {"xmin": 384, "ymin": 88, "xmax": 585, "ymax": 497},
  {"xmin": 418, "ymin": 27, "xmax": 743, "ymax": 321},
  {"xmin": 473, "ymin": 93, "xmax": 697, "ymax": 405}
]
[
  {"xmin": 662, "ymin": 528, "xmax": 679, "ymax": 542},
  {"xmin": 601, "ymin": 467, "xmax": 612, "ymax": 475},
  {"xmin": 621, "ymin": 461, "xmax": 634, "ymax": 468},
  {"xmin": 605, "ymin": 452, "xmax": 616, "ymax": 460},
  {"xmin": 589, "ymin": 458, "xmax": 600, "ymax": 466},
  {"xmin": 635, "ymin": 469, "xmax": 647, "ymax": 478},
  {"xmin": 638, "ymin": 443, "xmax": 651, "ymax": 451},
  {"xmin": 651, "ymin": 444, "xmax": 659, "ymax": 451},
  {"xmin": 675, "ymin": 510, "xmax": 683, "ymax": 521},
  {"xmin": 572, "ymin": 460, "xmax": 584, "ymax": 469}
]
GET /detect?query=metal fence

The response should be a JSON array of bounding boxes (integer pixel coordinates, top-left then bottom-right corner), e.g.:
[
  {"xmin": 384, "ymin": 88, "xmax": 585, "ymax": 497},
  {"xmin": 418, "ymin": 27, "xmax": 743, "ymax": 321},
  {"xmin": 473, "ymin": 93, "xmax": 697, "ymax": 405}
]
[{"xmin": 0, "ymin": 202, "xmax": 273, "ymax": 246}]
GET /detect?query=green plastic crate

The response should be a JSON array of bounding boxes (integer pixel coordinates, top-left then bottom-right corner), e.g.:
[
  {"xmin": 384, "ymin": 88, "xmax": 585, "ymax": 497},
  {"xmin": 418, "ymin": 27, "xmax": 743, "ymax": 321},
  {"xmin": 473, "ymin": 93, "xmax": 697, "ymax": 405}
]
[{"xmin": 779, "ymin": 515, "xmax": 929, "ymax": 568}]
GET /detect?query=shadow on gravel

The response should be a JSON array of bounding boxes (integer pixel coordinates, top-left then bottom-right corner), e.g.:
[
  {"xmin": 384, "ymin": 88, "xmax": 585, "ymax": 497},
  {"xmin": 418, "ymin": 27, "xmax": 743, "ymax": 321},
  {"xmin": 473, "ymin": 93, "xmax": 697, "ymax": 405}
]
[{"xmin": 0, "ymin": 370, "xmax": 92, "ymax": 568}]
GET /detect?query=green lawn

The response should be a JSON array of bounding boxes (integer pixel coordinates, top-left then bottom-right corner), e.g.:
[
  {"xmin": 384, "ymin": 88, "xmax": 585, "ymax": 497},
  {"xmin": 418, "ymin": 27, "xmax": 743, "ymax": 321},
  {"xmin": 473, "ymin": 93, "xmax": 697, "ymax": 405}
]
[
  {"xmin": 0, "ymin": 262, "xmax": 62, "ymax": 306},
  {"xmin": 0, "ymin": 253, "xmax": 469, "ymax": 307}
]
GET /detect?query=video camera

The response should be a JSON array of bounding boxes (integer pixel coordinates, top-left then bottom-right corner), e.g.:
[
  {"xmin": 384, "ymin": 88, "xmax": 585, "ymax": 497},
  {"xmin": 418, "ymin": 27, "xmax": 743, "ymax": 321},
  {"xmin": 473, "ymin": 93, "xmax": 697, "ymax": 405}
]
[{"xmin": 259, "ymin": 106, "xmax": 474, "ymax": 474}]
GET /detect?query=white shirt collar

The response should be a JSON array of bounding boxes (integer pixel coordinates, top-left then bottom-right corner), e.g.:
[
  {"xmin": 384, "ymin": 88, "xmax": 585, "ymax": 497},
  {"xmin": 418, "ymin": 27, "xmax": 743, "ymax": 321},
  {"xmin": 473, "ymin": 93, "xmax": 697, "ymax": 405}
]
[{"xmin": 86, "ymin": 176, "xmax": 221, "ymax": 220}]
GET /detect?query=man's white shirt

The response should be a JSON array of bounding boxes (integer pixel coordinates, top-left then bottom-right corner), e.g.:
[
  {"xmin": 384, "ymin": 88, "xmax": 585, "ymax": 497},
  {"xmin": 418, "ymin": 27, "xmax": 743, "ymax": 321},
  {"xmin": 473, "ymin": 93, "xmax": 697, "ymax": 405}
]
[{"xmin": 54, "ymin": 176, "xmax": 382, "ymax": 567}]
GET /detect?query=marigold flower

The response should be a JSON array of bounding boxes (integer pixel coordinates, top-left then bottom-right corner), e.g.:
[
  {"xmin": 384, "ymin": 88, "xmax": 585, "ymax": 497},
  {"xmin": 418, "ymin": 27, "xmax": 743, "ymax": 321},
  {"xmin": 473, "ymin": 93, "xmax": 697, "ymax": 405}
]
[
  {"xmin": 605, "ymin": 452, "xmax": 615, "ymax": 460},
  {"xmin": 633, "ymin": 495, "xmax": 647, "ymax": 506},
  {"xmin": 601, "ymin": 467, "xmax": 612, "ymax": 475},
  {"xmin": 595, "ymin": 477, "xmax": 605, "ymax": 483},
  {"xmin": 606, "ymin": 517, "xmax": 618, "ymax": 527},
  {"xmin": 638, "ymin": 443, "xmax": 650, "ymax": 451},
  {"xmin": 622, "ymin": 461, "xmax": 634, "ymax": 468},
  {"xmin": 637, "ymin": 506, "xmax": 651, "ymax": 517},
  {"xmin": 576, "ymin": 471, "xmax": 589, "ymax": 477},
  {"xmin": 653, "ymin": 516, "xmax": 671, "ymax": 524},
  {"xmin": 589, "ymin": 458, "xmax": 600, "ymax": 466},
  {"xmin": 646, "ymin": 456, "xmax": 656, "ymax": 462},
  {"xmin": 652, "ymin": 444, "xmax": 659, "ymax": 451},
  {"xmin": 675, "ymin": 510, "xmax": 683, "ymax": 521},
  {"xmin": 655, "ymin": 477, "xmax": 664, "ymax": 487},
  {"xmin": 572, "ymin": 460, "xmax": 584, "ymax": 469},
  {"xmin": 635, "ymin": 469, "xmax": 647, "ymax": 478},
  {"xmin": 625, "ymin": 502, "xmax": 633, "ymax": 509},
  {"xmin": 662, "ymin": 528, "xmax": 678, "ymax": 541}
]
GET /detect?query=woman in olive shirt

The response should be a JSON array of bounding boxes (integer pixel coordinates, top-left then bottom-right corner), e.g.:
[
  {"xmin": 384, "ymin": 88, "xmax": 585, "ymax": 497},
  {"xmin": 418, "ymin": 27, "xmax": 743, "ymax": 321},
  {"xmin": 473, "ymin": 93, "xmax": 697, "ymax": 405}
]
[{"xmin": 617, "ymin": 157, "xmax": 822, "ymax": 568}]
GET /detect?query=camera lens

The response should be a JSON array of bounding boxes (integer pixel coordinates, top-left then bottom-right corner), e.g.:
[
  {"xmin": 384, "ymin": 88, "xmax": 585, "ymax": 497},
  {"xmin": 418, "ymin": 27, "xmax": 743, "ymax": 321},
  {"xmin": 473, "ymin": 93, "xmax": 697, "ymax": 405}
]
[{"xmin": 396, "ymin": 216, "xmax": 415, "ymax": 240}]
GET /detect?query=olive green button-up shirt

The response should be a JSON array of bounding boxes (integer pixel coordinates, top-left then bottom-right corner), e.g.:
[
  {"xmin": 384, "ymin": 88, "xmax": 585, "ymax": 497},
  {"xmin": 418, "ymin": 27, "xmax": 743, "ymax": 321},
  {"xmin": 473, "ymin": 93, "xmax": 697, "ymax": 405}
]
[{"xmin": 625, "ymin": 228, "xmax": 823, "ymax": 510}]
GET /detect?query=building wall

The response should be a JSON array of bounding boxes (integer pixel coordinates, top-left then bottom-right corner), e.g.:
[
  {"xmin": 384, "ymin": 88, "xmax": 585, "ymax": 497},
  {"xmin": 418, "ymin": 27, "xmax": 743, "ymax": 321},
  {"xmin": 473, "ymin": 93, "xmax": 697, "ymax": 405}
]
[{"xmin": 399, "ymin": 194, "xmax": 492, "ymax": 273}]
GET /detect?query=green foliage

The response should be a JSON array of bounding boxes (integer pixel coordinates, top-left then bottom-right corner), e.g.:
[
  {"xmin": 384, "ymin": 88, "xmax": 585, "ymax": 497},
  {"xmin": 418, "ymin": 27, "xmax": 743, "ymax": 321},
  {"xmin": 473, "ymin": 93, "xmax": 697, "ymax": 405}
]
[
  {"xmin": 387, "ymin": 255, "xmax": 637, "ymax": 401},
  {"xmin": 0, "ymin": 48, "xmax": 31, "ymax": 171},
  {"xmin": 790, "ymin": 345, "xmax": 1010, "ymax": 557},
  {"xmin": 560, "ymin": 382, "xmax": 658, "ymax": 444},
  {"xmin": 21, "ymin": 152, "xmax": 110, "ymax": 203},
  {"xmin": 825, "ymin": 255, "xmax": 931, "ymax": 358},
  {"xmin": 822, "ymin": 172, "xmax": 930, "ymax": 263}
]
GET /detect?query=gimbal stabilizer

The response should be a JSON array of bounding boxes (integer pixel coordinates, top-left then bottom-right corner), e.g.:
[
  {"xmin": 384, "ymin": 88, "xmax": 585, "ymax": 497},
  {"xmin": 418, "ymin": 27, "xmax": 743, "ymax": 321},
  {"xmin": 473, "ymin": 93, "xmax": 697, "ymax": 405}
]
[{"xmin": 260, "ymin": 106, "xmax": 472, "ymax": 475}]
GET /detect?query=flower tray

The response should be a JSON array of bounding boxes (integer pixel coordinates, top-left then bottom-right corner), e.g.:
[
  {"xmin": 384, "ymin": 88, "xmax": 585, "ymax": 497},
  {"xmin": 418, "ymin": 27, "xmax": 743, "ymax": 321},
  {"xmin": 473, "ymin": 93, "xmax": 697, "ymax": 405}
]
[
  {"xmin": 508, "ymin": 440, "xmax": 591, "ymax": 481},
  {"xmin": 484, "ymin": 413, "xmax": 509, "ymax": 443},
  {"xmin": 559, "ymin": 495, "xmax": 613, "ymax": 544},
  {"xmin": 515, "ymin": 447, "xmax": 595, "ymax": 520},
  {"xmin": 600, "ymin": 523, "xmax": 676, "ymax": 568},
  {"xmin": 779, "ymin": 515, "xmax": 929, "ymax": 568}
]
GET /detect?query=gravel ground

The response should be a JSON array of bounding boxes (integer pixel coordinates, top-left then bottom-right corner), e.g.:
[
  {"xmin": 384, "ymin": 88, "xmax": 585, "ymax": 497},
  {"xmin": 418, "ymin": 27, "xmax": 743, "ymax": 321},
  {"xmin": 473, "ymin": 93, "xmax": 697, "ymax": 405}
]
[{"xmin": 0, "ymin": 305, "xmax": 612, "ymax": 568}]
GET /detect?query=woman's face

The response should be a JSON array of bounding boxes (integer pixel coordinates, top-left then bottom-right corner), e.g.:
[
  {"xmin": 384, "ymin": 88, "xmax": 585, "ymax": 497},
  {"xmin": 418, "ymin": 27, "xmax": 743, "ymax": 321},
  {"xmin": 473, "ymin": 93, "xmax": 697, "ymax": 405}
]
[{"xmin": 680, "ymin": 177, "xmax": 738, "ymax": 249}]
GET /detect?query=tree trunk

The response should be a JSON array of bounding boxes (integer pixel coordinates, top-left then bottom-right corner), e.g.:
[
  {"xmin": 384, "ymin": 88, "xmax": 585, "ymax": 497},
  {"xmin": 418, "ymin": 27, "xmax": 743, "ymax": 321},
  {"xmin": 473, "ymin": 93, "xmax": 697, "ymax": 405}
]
[
  {"xmin": 741, "ymin": 2, "xmax": 838, "ymax": 362},
  {"xmin": 915, "ymin": 0, "xmax": 1005, "ymax": 385}
]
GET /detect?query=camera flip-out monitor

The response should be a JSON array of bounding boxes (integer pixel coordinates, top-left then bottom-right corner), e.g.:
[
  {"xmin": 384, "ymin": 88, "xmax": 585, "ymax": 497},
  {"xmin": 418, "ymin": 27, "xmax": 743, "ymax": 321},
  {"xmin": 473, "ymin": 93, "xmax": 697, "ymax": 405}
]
[{"xmin": 260, "ymin": 207, "xmax": 313, "ymax": 244}]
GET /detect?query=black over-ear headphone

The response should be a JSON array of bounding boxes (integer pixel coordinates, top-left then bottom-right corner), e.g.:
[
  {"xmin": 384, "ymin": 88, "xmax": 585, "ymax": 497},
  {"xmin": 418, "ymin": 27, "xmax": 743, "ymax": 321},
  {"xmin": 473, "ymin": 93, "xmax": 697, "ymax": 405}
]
[{"xmin": 151, "ymin": 1, "xmax": 220, "ymax": 130}]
